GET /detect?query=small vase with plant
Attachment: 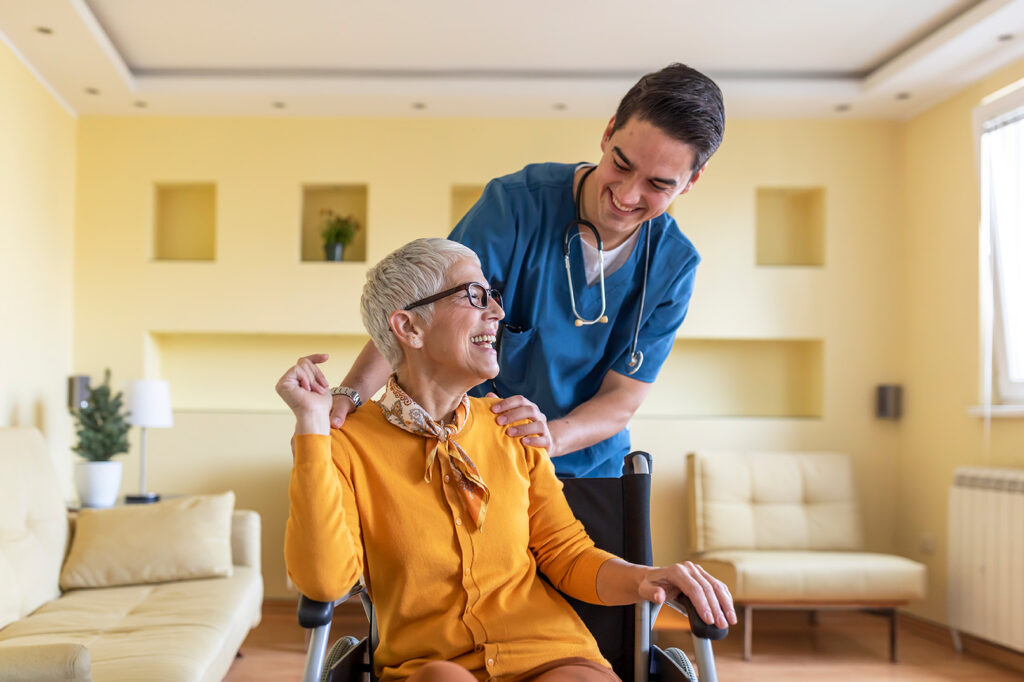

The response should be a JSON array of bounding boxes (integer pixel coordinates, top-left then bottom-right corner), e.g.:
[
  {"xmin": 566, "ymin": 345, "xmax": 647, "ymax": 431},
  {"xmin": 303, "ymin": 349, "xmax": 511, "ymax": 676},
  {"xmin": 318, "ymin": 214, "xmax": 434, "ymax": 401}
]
[
  {"xmin": 320, "ymin": 209, "xmax": 360, "ymax": 262},
  {"xmin": 72, "ymin": 369, "xmax": 130, "ymax": 508}
]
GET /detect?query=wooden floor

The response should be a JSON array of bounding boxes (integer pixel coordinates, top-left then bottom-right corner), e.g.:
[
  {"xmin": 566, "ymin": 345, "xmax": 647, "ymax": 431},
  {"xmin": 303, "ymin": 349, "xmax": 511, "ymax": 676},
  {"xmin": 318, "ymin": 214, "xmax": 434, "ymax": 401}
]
[{"xmin": 225, "ymin": 600, "xmax": 1023, "ymax": 681}]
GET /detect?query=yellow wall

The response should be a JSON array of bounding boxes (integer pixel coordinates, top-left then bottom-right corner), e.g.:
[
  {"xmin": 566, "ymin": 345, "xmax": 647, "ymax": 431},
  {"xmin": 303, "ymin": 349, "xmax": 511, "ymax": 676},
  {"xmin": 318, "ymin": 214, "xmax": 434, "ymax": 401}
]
[
  {"xmin": 74, "ymin": 115, "xmax": 905, "ymax": 597},
  {"xmin": 0, "ymin": 39, "xmax": 76, "ymax": 493},
  {"xmin": 898, "ymin": 57, "xmax": 1024, "ymax": 622}
]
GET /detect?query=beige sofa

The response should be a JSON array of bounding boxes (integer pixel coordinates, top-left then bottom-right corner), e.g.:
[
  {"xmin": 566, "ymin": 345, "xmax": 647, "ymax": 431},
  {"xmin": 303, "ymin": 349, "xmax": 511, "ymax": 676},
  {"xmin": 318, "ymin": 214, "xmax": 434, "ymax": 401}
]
[
  {"xmin": 0, "ymin": 427, "xmax": 263, "ymax": 681},
  {"xmin": 686, "ymin": 451, "xmax": 927, "ymax": 661}
]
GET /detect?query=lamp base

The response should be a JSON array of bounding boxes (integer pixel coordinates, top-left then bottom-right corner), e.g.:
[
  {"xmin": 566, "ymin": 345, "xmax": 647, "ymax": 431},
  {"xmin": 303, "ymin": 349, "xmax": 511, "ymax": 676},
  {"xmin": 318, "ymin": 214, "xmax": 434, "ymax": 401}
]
[{"xmin": 125, "ymin": 492, "xmax": 161, "ymax": 504}]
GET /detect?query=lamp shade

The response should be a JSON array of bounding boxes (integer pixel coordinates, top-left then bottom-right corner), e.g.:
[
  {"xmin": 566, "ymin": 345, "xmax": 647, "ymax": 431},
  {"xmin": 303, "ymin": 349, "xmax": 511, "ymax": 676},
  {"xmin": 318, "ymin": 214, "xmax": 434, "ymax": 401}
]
[{"xmin": 127, "ymin": 380, "xmax": 173, "ymax": 428}]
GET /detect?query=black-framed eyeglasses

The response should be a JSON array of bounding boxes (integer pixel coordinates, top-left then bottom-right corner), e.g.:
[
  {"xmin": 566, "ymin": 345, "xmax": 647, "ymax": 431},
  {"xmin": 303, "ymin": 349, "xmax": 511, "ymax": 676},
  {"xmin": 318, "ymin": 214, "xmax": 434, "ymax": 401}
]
[{"xmin": 404, "ymin": 282, "xmax": 502, "ymax": 311}]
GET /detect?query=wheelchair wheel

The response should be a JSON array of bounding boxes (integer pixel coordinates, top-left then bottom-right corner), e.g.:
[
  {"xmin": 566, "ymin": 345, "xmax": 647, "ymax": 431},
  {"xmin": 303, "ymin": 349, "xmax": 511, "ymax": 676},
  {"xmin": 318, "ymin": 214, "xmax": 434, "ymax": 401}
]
[
  {"xmin": 663, "ymin": 646, "xmax": 698, "ymax": 682},
  {"xmin": 322, "ymin": 635, "xmax": 361, "ymax": 682}
]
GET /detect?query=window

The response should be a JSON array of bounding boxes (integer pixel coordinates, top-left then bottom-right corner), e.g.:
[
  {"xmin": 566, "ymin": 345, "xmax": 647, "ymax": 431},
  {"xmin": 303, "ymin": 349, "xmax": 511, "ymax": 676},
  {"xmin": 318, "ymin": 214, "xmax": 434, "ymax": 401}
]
[{"xmin": 977, "ymin": 84, "xmax": 1024, "ymax": 403}]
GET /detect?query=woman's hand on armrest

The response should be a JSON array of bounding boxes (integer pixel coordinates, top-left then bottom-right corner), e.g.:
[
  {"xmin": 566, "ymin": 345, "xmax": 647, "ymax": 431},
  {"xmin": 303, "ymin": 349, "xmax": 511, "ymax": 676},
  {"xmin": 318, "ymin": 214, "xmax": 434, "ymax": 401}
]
[
  {"xmin": 596, "ymin": 558, "xmax": 737, "ymax": 629},
  {"xmin": 276, "ymin": 354, "xmax": 332, "ymax": 436}
]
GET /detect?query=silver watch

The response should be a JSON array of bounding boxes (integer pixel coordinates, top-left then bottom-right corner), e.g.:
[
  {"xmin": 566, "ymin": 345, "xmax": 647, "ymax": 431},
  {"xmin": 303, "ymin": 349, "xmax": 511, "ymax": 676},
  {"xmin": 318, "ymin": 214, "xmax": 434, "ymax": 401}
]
[{"xmin": 330, "ymin": 385, "xmax": 363, "ymax": 408}]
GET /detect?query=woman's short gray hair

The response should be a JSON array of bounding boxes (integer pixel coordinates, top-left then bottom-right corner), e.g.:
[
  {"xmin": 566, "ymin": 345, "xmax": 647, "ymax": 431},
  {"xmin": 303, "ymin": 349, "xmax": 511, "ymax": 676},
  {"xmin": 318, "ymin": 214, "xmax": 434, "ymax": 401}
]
[{"xmin": 360, "ymin": 238, "xmax": 480, "ymax": 368}]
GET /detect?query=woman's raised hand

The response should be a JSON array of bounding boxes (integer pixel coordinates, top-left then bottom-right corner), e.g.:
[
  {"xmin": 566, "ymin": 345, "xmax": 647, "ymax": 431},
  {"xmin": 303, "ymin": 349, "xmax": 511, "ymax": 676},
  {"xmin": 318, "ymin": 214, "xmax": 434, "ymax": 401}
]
[{"xmin": 276, "ymin": 354, "xmax": 333, "ymax": 434}]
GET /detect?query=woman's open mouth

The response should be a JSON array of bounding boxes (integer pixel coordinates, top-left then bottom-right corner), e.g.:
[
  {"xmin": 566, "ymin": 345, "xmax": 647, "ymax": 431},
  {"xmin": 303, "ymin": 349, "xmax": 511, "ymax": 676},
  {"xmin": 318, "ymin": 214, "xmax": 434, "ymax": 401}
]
[{"xmin": 470, "ymin": 334, "xmax": 496, "ymax": 349}]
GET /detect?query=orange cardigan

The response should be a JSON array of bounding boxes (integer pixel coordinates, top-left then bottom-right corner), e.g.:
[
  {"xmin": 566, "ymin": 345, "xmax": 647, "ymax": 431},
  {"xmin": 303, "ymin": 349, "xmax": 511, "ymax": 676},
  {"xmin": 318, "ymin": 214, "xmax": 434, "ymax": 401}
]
[{"xmin": 285, "ymin": 397, "xmax": 614, "ymax": 680}]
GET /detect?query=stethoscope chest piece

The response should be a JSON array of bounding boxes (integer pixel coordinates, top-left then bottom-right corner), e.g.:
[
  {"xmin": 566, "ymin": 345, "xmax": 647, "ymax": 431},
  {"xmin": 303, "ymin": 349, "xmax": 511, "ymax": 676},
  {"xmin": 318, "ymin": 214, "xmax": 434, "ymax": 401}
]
[{"xmin": 626, "ymin": 349, "xmax": 644, "ymax": 375}]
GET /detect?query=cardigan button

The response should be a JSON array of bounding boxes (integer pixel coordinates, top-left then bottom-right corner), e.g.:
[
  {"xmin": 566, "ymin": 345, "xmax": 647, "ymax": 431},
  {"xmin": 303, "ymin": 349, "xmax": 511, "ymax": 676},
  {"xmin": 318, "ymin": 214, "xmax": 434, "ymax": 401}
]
[{"xmin": 455, "ymin": 518, "xmax": 462, "ymax": 526}]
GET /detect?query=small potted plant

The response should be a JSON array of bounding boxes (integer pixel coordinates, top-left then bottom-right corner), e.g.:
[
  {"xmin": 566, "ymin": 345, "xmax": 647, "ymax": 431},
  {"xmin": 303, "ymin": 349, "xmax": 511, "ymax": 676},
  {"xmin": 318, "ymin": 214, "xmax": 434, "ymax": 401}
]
[
  {"xmin": 72, "ymin": 369, "xmax": 130, "ymax": 508},
  {"xmin": 320, "ymin": 209, "xmax": 360, "ymax": 262}
]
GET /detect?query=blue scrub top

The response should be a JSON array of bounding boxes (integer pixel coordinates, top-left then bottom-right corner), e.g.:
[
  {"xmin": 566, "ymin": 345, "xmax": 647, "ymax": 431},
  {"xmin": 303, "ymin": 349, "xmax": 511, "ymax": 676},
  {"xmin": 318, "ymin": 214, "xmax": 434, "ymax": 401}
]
[{"xmin": 449, "ymin": 163, "xmax": 699, "ymax": 477}]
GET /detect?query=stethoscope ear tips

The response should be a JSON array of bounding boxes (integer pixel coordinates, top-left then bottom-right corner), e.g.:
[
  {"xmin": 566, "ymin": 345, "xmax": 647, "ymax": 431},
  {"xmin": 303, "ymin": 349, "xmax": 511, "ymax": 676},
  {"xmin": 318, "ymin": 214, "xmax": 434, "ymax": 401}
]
[
  {"xmin": 598, "ymin": 315, "xmax": 608, "ymax": 324},
  {"xmin": 574, "ymin": 316, "xmax": 608, "ymax": 327}
]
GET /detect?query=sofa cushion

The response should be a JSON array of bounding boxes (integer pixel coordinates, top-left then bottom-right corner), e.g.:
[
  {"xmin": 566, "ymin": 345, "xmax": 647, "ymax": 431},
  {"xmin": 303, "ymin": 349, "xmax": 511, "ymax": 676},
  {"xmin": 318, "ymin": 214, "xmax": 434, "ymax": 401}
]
[
  {"xmin": 0, "ymin": 428, "xmax": 68, "ymax": 630},
  {"xmin": 698, "ymin": 550, "xmax": 928, "ymax": 602},
  {"xmin": 687, "ymin": 451, "xmax": 862, "ymax": 552},
  {"xmin": 60, "ymin": 493, "xmax": 235, "ymax": 590},
  {"xmin": 0, "ymin": 566, "xmax": 262, "ymax": 682}
]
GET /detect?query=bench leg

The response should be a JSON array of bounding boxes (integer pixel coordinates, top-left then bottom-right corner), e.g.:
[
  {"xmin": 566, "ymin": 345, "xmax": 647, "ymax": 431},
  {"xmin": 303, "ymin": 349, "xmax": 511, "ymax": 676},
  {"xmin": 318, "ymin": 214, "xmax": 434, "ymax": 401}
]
[
  {"xmin": 743, "ymin": 605, "xmax": 753, "ymax": 661},
  {"xmin": 889, "ymin": 608, "xmax": 899, "ymax": 663}
]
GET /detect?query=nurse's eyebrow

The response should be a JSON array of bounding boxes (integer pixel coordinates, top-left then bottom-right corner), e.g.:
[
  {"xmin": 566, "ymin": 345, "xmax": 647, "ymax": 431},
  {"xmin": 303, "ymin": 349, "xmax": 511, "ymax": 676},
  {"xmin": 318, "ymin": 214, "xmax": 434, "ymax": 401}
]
[{"xmin": 613, "ymin": 146, "xmax": 677, "ymax": 187}]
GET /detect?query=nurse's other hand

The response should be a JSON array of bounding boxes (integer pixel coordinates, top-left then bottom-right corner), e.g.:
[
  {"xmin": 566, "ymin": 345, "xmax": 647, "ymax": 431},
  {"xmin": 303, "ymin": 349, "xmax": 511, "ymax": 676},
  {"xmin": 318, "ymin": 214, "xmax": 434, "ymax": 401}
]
[{"xmin": 487, "ymin": 393, "xmax": 555, "ymax": 454}]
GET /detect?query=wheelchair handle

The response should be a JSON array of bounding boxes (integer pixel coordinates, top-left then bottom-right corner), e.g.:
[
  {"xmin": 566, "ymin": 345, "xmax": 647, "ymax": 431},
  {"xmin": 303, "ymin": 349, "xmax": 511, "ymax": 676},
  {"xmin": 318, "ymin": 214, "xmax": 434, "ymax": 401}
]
[{"xmin": 668, "ymin": 593, "xmax": 729, "ymax": 641}]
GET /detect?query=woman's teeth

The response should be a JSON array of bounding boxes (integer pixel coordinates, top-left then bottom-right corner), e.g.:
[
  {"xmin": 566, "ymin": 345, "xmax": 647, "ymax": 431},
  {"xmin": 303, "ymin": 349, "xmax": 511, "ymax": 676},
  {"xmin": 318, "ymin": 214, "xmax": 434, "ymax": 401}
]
[{"xmin": 471, "ymin": 334, "xmax": 496, "ymax": 347}]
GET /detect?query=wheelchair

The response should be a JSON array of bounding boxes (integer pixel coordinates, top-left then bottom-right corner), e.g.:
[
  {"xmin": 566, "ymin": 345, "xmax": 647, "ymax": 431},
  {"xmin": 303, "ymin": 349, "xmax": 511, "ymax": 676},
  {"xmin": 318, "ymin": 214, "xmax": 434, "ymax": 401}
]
[{"xmin": 298, "ymin": 452, "xmax": 728, "ymax": 681}]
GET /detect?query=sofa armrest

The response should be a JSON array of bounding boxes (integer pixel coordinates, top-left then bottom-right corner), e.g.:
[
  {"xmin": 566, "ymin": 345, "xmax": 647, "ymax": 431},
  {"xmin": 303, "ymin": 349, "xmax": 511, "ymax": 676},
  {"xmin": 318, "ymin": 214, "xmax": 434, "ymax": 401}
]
[
  {"xmin": 0, "ymin": 643, "xmax": 92, "ymax": 681},
  {"xmin": 231, "ymin": 509, "xmax": 261, "ymax": 570}
]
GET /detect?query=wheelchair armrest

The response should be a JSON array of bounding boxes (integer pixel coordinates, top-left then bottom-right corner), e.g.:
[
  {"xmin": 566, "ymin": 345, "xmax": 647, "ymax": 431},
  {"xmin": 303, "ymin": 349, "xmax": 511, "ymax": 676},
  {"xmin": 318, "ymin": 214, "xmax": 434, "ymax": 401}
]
[
  {"xmin": 298, "ymin": 585, "xmax": 364, "ymax": 628},
  {"xmin": 666, "ymin": 593, "xmax": 729, "ymax": 641}
]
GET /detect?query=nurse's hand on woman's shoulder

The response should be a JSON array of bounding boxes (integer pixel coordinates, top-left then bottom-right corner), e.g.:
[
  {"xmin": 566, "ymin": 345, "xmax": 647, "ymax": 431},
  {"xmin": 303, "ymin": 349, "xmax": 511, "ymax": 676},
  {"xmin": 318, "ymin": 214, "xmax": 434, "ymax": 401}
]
[
  {"xmin": 486, "ymin": 393, "xmax": 555, "ymax": 454},
  {"xmin": 330, "ymin": 393, "xmax": 357, "ymax": 429}
]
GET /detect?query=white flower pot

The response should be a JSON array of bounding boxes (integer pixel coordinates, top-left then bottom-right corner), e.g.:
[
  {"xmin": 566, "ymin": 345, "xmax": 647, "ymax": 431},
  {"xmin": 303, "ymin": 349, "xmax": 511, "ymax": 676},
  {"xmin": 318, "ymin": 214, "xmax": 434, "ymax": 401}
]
[{"xmin": 75, "ymin": 460, "xmax": 122, "ymax": 508}]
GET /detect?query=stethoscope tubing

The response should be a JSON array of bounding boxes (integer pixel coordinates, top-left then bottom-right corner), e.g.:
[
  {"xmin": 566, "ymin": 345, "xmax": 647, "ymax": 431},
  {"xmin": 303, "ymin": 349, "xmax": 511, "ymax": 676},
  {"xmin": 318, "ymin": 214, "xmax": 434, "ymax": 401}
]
[{"xmin": 562, "ymin": 165, "xmax": 649, "ymax": 375}]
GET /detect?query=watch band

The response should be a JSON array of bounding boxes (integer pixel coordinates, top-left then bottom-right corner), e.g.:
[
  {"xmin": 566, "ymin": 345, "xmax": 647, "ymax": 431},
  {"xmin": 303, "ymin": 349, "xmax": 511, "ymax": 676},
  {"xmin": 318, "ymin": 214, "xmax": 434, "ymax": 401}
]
[{"xmin": 330, "ymin": 385, "xmax": 363, "ymax": 408}]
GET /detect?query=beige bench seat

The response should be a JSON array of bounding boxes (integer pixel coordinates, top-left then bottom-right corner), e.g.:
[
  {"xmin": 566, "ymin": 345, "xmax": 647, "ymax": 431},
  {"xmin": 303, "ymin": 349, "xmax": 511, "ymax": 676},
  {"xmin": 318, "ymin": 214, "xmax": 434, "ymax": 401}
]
[
  {"xmin": 686, "ymin": 451, "xmax": 927, "ymax": 661},
  {"xmin": 698, "ymin": 550, "xmax": 926, "ymax": 602}
]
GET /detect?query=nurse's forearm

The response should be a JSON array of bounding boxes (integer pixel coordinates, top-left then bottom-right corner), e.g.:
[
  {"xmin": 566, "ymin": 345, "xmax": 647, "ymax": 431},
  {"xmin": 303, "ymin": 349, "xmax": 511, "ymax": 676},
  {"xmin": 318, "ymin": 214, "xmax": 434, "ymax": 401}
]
[
  {"xmin": 328, "ymin": 341, "xmax": 391, "ymax": 427},
  {"xmin": 341, "ymin": 341, "xmax": 391, "ymax": 398},
  {"xmin": 547, "ymin": 370, "xmax": 651, "ymax": 457}
]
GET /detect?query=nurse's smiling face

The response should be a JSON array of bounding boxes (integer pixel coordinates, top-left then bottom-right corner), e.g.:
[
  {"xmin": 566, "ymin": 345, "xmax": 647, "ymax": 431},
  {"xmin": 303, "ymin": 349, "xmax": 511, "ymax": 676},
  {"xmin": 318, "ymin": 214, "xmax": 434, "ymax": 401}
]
[{"xmin": 583, "ymin": 115, "xmax": 705, "ymax": 249}]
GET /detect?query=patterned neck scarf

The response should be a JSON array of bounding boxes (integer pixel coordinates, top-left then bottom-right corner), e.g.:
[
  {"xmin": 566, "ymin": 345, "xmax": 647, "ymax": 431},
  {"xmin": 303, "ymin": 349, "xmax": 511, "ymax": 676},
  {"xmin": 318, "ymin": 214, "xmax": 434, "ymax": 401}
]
[{"xmin": 376, "ymin": 374, "xmax": 490, "ymax": 530}]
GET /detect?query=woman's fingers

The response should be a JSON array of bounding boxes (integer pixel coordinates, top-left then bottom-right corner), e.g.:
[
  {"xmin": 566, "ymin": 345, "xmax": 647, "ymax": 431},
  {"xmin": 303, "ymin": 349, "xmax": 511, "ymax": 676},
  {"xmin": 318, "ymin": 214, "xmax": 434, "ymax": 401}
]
[{"xmin": 295, "ymin": 354, "xmax": 330, "ymax": 394}]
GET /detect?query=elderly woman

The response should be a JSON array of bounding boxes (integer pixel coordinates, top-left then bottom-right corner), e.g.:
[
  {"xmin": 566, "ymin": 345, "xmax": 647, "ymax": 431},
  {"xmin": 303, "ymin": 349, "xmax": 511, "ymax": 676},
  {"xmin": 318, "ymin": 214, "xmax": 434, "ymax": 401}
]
[{"xmin": 278, "ymin": 238, "xmax": 735, "ymax": 682}]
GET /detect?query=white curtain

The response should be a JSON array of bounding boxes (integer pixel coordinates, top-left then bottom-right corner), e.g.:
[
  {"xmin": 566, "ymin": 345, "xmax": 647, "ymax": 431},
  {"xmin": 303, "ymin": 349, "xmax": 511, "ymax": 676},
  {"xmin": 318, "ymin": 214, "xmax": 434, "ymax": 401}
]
[{"xmin": 981, "ymin": 110, "xmax": 1024, "ymax": 397}]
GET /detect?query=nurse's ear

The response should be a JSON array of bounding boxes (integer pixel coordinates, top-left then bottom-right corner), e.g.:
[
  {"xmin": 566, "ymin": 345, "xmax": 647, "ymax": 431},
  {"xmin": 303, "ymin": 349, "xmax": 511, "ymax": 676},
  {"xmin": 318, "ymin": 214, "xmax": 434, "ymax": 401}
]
[
  {"xmin": 390, "ymin": 310, "xmax": 425, "ymax": 350},
  {"xmin": 600, "ymin": 115, "xmax": 616, "ymax": 150},
  {"xmin": 677, "ymin": 162, "xmax": 707, "ymax": 197}
]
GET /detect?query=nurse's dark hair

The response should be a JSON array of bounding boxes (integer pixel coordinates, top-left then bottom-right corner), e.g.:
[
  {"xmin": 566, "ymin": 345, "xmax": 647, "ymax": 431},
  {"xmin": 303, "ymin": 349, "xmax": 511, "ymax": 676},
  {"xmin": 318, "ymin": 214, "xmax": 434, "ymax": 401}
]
[{"xmin": 613, "ymin": 63, "xmax": 725, "ymax": 171}]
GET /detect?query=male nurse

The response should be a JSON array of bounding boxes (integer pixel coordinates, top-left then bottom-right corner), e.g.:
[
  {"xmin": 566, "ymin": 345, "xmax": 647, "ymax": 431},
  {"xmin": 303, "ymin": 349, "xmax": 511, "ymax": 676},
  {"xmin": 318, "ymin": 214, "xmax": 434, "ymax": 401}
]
[{"xmin": 328, "ymin": 63, "xmax": 724, "ymax": 478}]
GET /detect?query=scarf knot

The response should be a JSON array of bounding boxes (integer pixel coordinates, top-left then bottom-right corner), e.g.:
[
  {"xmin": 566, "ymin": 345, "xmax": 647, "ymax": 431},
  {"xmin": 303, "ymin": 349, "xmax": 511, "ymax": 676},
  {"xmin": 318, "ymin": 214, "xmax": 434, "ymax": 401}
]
[{"xmin": 377, "ymin": 375, "xmax": 489, "ymax": 529}]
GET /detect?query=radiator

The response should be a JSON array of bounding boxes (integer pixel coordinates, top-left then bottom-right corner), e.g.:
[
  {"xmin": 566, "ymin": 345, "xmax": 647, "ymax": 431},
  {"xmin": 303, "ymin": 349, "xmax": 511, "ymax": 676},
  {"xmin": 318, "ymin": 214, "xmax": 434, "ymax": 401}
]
[{"xmin": 948, "ymin": 467, "xmax": 1024, "ymax": 652}]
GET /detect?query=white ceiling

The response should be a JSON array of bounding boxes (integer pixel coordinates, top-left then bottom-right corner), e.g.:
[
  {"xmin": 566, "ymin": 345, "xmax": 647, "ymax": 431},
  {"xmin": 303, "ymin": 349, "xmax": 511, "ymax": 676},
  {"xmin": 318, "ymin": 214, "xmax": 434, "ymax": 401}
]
[{"xmin": 3, "ymin": 0, "xmax": 1024, "ymax": 118}]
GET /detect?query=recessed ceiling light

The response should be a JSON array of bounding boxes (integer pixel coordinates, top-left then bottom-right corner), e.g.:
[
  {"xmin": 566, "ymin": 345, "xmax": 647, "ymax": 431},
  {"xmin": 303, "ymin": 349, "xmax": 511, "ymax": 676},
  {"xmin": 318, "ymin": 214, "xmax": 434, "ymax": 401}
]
[
  {"xmin": 134, "ymin": 101, "xmax": 147, "ymax": 108},
  {"xmin": 35, "ymin": 26, "xmax": 52, "ymax": 35},
  {"xmin": 896, "ymin": 92, "xmax": 911, "ymax": 100},
  {"xmin": 271, "ymin": 101, "xmax": 286, "ymax": 109},
  {"xmin": 998, "ymin": 33, "xmax": 1014, "ymax": 42},
  {"xmin": 553, "ymin": 102, "xmax": 567, "ymax": 111},
  {"xmin": 84, "ymin": 87, "xmax": 100, "ymax": 96},
  {"xmin": 411, "ymin": 102, "xmax": 427, "ymax": 110},
  {"xmin": 834, "ymin": 103, "xmax": 851, "ymax": 112}
]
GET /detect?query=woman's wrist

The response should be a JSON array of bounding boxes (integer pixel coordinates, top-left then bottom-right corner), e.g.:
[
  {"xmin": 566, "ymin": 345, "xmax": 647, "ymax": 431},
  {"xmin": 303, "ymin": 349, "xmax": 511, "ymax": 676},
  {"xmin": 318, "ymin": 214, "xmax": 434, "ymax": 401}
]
[{"xmin": 294, "ymin": 411, "xmax": 330, "ymax": 436}]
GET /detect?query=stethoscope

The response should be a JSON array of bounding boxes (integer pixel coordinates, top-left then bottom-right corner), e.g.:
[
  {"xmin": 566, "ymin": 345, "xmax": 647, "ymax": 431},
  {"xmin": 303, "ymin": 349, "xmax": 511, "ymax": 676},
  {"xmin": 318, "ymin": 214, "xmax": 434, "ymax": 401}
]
[{"xmin": 563, "ymin": 165, "xmax": 650, "ymax": 376}]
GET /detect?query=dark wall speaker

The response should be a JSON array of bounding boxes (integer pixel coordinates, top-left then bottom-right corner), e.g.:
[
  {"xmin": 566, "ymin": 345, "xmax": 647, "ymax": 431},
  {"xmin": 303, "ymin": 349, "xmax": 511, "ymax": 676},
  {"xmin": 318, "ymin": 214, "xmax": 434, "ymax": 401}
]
[
  {"xmin": 68, "ymin": 375, "xmax": 91, "ymax": 412},
  {"xmin": 876, "ymin": 384, "xmax": 903, "ymax": 419}
]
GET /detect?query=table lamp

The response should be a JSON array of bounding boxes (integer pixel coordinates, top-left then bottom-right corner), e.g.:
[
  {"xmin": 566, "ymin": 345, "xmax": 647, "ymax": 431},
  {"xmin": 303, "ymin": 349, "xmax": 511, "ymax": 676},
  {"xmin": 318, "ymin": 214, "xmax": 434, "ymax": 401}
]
[{"xmin": 126, "ymin": 379, "xmax": 173, "ymax": 503}]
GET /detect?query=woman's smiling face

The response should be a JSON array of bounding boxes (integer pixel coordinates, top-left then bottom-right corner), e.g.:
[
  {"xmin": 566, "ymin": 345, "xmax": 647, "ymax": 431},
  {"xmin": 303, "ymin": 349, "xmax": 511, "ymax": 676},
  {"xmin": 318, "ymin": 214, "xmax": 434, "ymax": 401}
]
[{"xmin": 416, "ymin": 257, "xmax": 505, "ymax": 387}]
